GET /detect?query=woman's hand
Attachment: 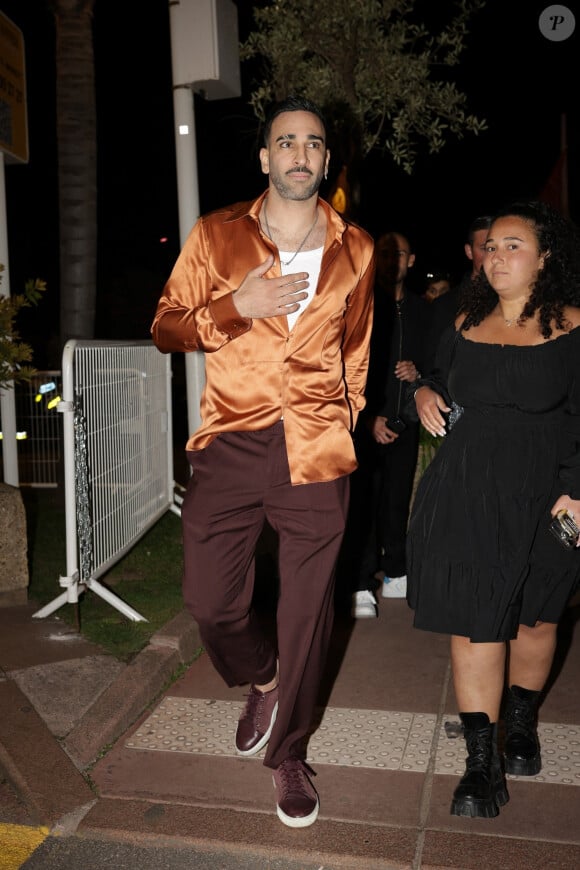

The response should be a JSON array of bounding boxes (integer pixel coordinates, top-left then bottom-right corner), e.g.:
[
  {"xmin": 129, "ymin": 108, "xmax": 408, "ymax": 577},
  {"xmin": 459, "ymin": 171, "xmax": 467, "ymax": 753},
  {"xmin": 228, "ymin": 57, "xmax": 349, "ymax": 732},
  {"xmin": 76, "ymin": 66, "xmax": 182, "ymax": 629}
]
[
  {"xmin": 551, "ymin": 495, "xmax": 580, "ymax": 547},
  {"xmin": 414, "ymin": 386, "xmax": 450, "ymax": 437}
]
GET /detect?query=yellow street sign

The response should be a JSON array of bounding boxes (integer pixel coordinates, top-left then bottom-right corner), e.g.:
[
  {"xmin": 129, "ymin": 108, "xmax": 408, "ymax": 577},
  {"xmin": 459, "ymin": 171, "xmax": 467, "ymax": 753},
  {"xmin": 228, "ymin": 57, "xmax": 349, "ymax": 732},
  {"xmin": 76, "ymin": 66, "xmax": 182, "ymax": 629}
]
[{"xmin": 0, "ymin": 10, "xmax": 28, "ymax": 164}]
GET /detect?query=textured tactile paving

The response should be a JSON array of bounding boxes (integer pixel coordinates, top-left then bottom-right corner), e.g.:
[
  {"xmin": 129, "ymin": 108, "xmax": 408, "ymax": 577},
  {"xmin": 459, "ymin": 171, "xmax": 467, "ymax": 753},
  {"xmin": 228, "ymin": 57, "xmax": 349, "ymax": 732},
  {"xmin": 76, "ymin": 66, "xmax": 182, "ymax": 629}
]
[
  {"xmin": 126, "ymin": 697, "xmax": 580, "ymax": 786},
  {"xmin": 436, "ymin": 719, "xmax": 580, "ymax": 784}
]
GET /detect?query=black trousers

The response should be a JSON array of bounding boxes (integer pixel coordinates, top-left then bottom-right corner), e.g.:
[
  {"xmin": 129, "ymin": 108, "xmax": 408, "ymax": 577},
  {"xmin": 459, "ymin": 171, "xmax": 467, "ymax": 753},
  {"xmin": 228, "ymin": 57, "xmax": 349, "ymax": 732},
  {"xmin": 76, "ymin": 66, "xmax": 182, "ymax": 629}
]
[{"xmin": 347, "ymin": 423, "xmax": 420, "ymax": 592}]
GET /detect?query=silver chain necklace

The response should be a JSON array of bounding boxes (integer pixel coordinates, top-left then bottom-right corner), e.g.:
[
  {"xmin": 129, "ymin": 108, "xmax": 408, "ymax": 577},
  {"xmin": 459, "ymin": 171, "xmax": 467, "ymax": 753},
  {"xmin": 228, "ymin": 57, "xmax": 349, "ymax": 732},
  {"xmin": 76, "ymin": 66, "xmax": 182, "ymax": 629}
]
[
  {"xmin": 502, "ymin": 311, "xmax": 523, "ymax": 327},
  {"xmin": 498, "ymin": 303, "xmax": 524, "ymax": 327},
  {"xmin": 262, "ymin": 206, "xmax": 319, "ymax": 267}
]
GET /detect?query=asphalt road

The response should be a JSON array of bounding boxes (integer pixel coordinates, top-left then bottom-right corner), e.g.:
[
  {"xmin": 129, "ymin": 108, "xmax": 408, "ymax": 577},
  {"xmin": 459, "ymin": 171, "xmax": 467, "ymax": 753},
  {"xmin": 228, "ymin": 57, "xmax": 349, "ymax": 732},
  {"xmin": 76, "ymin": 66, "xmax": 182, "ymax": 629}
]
[{"xmin": 18, "ymin": 834, "xmax": 338, "ymax": 870}]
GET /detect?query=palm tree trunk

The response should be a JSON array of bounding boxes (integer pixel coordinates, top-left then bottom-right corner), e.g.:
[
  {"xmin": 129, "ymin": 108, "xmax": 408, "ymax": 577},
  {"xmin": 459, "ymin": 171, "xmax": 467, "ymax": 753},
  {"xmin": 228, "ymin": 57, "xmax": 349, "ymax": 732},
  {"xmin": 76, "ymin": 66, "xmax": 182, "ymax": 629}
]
[{"xmin": 53, "ymin": 0, "xmax": 97, "ymax": 343}]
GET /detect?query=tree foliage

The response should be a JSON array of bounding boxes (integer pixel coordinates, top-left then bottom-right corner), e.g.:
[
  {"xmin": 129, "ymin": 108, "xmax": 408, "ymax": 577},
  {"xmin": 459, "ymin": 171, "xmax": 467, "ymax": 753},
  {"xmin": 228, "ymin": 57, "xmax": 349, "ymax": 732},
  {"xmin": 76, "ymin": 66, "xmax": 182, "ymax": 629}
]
[
  {"xmin": 0, "ymin": 266, "xmax": 47, "ymax": 388},
  {"xmin": 241, "ymin": 0, "xmax": 487, "ymax": 173}
]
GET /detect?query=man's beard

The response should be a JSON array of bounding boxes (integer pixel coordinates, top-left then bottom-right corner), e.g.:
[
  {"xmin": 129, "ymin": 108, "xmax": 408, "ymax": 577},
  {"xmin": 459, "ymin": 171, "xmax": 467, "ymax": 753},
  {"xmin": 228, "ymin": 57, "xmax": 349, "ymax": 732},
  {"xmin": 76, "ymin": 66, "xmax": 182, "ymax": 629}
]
[{"xmin": 269, "ymin": 167, "xmax": 323, "ymax": 201}]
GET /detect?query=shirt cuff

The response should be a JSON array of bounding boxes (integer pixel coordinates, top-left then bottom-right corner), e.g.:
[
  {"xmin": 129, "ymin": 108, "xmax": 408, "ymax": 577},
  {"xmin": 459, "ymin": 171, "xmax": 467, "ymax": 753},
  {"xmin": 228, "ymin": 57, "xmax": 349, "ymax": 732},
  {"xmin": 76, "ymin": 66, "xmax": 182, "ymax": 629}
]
[{"xmin": 208, "ymin": 293, "xmax": 252, "ymax": 339}]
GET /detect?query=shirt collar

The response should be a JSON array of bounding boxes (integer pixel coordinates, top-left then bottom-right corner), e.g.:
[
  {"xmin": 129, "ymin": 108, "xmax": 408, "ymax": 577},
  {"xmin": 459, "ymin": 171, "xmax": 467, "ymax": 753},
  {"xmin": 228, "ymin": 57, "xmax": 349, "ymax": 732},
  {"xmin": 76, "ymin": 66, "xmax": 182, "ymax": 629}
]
[{"xmin": 224, "ymin": 191, "xmax": 348, "ymax": 243}]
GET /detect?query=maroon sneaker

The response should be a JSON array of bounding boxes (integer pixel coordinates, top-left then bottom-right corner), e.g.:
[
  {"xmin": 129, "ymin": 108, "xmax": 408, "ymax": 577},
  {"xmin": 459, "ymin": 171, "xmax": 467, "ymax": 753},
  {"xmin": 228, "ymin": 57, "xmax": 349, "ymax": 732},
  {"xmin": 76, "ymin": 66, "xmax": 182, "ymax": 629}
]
[
  {"xmin": 272, "ymin": 758, "xmax": 319, "ymax": 828},
  {"xmin": 235, "ymin": 684, "xmax": 279, "ymax": 756}
]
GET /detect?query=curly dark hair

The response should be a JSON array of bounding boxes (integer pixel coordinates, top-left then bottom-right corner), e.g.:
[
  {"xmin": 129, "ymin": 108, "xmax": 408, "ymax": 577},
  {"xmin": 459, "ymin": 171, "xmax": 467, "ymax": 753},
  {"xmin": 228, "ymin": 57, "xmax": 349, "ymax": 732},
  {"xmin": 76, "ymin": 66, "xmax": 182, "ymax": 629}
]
[{"xmin": 459, "ymin": 201, "xmax": 580, "ymax": 338}]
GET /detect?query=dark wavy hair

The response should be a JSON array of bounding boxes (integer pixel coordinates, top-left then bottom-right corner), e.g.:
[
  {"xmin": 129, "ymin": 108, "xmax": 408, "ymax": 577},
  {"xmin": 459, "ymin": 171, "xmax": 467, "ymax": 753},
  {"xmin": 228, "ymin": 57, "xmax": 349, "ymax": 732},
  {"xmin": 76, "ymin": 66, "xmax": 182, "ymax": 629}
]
[{"xmin": 459, "ymin": 200, "xmax": 580, "ymax": 338}]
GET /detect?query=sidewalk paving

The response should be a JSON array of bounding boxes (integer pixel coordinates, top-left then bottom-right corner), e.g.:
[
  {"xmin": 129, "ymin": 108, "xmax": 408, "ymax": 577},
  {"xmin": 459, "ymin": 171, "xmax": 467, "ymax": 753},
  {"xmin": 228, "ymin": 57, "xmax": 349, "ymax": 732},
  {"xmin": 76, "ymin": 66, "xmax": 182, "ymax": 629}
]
[{"xmin": 1, "ymin": 593, "xmax": 580, "ymax": 869}]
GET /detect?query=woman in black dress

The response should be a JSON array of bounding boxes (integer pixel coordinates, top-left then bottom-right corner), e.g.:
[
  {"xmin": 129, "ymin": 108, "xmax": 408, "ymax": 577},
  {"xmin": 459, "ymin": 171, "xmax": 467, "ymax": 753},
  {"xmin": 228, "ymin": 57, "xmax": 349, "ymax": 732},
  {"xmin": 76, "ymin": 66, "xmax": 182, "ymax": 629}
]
[{"xmin": 407, "ymin": 201, "xmax": 580, "ymax": 819}]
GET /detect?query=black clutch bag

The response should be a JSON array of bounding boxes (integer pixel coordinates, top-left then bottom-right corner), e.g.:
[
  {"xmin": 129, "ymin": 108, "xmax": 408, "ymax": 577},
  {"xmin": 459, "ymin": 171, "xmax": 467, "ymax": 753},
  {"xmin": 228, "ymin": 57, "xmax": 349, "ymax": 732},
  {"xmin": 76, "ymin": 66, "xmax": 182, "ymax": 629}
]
[{"xmin": 549, "ymin": 510, "xmax": 580, "ymax": 550}]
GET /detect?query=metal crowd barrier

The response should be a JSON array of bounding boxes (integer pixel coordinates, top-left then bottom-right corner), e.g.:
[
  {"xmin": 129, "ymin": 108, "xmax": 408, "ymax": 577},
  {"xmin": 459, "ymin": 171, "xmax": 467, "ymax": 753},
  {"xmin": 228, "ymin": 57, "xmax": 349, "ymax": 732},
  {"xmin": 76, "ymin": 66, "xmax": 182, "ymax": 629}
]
[
  {"xmin": 33, "ymin": 340, "xmax": 176, "ymax": 622},
  {"xmin": 0, "ymin": 371, "xmax": 63, "ymax": 487}
]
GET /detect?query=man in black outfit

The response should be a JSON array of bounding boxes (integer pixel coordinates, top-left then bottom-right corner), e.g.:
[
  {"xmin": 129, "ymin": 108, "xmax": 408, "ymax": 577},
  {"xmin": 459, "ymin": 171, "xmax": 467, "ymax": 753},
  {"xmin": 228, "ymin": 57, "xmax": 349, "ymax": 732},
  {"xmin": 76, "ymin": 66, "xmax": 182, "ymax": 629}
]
[
  {"xmin": 348, "ymin": 231, "xmax": 430, "ymax": 618},
  {"xmin": 423, "ymin": 215, "xmax": 493, "ymax": 376}
]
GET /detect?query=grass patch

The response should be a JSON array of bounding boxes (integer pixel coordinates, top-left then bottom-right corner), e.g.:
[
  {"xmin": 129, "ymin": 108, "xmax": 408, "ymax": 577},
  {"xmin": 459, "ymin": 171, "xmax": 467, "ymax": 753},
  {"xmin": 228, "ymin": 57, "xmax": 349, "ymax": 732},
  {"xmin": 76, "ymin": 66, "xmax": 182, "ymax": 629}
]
[{"xmin": 22, "ymin": 488, "xmax": 185, "ymax": 661}]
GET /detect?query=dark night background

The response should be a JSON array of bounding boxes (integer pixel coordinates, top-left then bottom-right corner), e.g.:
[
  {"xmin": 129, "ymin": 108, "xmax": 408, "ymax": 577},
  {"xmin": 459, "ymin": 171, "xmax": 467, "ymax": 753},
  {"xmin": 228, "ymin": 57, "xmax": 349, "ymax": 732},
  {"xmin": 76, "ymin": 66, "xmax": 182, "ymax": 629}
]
[{"xmin": 0, "ymin": 0, "xmax": 578, "ymax": 369}]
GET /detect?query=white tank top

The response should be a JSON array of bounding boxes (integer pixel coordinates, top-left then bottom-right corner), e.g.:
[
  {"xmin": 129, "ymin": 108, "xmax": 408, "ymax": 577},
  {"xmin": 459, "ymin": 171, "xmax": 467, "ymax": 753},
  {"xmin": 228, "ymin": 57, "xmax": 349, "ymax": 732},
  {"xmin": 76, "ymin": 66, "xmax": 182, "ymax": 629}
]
[{"xmin": 280, "ymin": 246, "xmax": 324, "ymax": 331}]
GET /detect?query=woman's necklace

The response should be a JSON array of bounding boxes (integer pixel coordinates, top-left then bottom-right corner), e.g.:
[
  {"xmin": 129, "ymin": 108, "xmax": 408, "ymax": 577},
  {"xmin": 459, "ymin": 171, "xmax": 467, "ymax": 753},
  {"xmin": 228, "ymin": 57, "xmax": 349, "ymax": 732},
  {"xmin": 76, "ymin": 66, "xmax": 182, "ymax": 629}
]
[
  {"xmin": 499, "ymin": 306, "xmax": 524, "ymax": 327},
  {"xmin": 262, "ymin": 206, "xmax": 319, "ymax": 267}
]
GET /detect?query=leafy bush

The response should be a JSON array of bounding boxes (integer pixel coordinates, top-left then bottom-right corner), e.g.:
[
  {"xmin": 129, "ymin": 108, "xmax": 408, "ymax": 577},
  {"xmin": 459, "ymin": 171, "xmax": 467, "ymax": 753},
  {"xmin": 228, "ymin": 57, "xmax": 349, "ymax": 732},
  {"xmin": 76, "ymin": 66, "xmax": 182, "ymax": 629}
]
[{"xmin": 0, "ymin": 264, "xmax": 47, "ymax": 388}]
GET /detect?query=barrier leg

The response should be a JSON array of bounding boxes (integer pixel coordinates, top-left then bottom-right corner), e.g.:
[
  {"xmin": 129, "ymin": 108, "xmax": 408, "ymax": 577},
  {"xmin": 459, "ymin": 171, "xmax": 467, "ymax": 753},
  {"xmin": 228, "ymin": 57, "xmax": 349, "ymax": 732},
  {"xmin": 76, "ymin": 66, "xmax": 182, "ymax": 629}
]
[{"xmin": 86, "ymin": 578, "xmax": 147, "ymax": 622}]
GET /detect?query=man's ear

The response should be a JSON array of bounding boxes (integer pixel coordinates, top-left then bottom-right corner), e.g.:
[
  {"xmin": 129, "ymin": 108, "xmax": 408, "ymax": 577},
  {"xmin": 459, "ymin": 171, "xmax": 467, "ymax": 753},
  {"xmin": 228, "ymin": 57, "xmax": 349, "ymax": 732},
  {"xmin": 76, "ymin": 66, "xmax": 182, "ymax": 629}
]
[
  {"xmin": 408, "ymin": 253, "xmax": 416, "ymax": 269},
  {"xmin": 464, "ymin": 242, "xmax": 474, "ymax": 262},
  {"xmin": 259, "ymin": 147, "xmax": 269, "ymax": 176}
]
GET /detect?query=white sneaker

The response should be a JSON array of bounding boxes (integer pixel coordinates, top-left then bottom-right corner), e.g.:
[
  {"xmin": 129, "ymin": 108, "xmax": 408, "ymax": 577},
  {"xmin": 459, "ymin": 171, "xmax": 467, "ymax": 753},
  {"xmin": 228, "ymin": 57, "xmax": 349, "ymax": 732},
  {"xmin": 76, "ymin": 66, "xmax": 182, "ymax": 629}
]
[
  {"xmin": 381, "ymin": 575, "xmax": 407, "ymax": 598},
  {"xmin": 352, "ymin": 589, "xmax": 378, "ymax": 618}
]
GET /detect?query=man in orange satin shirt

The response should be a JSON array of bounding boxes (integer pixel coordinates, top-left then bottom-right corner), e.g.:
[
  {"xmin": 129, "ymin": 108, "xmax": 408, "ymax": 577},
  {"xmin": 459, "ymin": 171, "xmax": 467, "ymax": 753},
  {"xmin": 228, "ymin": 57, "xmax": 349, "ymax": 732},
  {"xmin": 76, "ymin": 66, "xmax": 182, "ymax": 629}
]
[{"xmin": 151, "ymin": 95, "xmax": 374, "ymax": 827}]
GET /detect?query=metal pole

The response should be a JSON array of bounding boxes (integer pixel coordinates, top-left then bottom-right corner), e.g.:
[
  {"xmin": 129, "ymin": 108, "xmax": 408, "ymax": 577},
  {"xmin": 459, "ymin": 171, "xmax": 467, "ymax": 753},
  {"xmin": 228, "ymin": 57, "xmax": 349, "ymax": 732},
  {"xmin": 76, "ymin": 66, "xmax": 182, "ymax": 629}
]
[
  {"xmin": 560, "ymin": 113, "xmax": 569, "ymax": 219},
  {"xmin": 168, "ymin": 6, "xmax": 204, "ymax": 438},
  {"xmin": 0, "ymin": 151, "xmax": 19, "ymax": 486}
]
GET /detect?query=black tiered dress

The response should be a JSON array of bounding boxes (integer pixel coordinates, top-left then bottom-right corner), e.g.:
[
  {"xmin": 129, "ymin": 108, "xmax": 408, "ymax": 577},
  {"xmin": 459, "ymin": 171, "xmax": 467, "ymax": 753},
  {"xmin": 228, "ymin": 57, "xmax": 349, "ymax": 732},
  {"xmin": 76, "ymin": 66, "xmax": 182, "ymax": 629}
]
[{"xmin": 406, "ymin": 325, "xmax": 580, "ymax": 642}]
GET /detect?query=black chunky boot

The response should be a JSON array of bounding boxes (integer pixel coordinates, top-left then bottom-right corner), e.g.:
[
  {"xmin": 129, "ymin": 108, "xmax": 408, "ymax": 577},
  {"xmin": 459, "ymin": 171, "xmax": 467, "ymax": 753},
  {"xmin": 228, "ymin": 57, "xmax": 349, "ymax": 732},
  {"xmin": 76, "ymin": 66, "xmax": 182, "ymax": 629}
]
[
  {"xmin": 503, "ymin": 685, "xmax": 542, "ymax": 776},
  {"xmin": 450, "ymin": 712, "xmax": 509, "ymax": 818}
]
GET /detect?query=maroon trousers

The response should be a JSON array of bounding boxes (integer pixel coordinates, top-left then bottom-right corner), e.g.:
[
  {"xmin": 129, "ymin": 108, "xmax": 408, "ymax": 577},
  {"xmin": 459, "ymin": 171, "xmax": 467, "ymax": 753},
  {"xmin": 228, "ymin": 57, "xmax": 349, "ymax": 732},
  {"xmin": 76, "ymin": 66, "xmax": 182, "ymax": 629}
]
[{"xmin": 181, "ymin": 421, "xmax": 349, "ymax": 768}]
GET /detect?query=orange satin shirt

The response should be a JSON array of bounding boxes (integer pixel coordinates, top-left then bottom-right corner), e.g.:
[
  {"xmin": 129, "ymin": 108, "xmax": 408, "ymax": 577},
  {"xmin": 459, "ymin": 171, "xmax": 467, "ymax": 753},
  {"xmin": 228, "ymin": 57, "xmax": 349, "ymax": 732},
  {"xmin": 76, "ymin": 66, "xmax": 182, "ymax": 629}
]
[{"xmin": 151, "ymin": 191, "xmax": 375, "ymax": 485}]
